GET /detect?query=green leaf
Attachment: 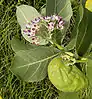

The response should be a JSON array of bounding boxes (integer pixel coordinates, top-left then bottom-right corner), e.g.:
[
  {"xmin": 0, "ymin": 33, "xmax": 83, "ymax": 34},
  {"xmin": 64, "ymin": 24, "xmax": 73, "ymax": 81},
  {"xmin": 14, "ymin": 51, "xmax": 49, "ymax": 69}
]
[
  {"xmin": 41, "ymin": 7, "xmax": 46, "ymax": 16},
  {"xmin": 84, "ymin": 43, "xmax": 92, "ymax": 56},
  {"xmin": 10, "ymin": 47, "xmax": 59, "ymax": 82},
  {"xmin": 46, "ymin": 0, "xmax": 55, "ymax": 16},
  {"xmin": 16, "ymin": 5, "xmax": 41, "ymax": 28},
  {"xmin": 76, "ymin": 8, "xmax": 92, "ymax": 56},
  {"xmin": 46, "ymin": 0, "xmax": 72, "ymax": 22},
  {"xmin": 52, "ymin": 29, "xmax": 64, "ymax": 45},
  {"xmin": 86, "ymin": 54, "xmax": 92, "ymax": 87},
  {"xmin": 16, "ymin": 5, "xmax": 41, "ymax": 44},
  {"xmin": 11, "ymin": 38, "xmax": 39, "ymax": 52},
  {"xmin": 58, "ymin": 92, "xmax": 79, "ymax": 99},
  {"xmin": 65, "ymin": 4, "xmax": 84, "ymax": 50}
]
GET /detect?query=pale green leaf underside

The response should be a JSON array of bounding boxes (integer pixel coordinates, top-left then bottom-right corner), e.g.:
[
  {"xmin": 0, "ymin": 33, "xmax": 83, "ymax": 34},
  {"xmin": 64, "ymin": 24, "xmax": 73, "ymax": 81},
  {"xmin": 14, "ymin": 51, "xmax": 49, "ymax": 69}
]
[
  {"xmin": 16, "ymin": 5, "xmax": 41, "ymax": 44},
  {"xmin": 16, "ymin": 5, "xmax": 41, "ymax": 28},
  {"xmin": 11, "ymin": 37, "xmax": 39, "ymax": 52},
  {"xmin": 11, "ymin": 47, "xmax": 59, "ymax": 82},
  {"xmin": 21, "ymin": 28, "xmax": 48, "ymax": 45},
  {"xmin": 41, "ymin": 7, "xmax": 46, "ymax": 16}
]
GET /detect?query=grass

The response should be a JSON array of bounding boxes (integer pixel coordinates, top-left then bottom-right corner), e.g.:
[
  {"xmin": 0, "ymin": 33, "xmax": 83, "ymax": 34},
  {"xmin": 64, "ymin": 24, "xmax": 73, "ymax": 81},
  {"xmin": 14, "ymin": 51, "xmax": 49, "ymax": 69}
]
[
  {"xmin": 0, "ymin": 0, "xmax": 82, "ymax": 99},
  {"xmin": 0, "ymin": 0, "xmax": 59, "ymax": 99}
]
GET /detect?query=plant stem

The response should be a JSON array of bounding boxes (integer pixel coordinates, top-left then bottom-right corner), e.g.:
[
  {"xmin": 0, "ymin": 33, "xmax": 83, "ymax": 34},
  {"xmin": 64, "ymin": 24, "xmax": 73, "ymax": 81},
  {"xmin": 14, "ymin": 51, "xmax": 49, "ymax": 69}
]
[
  {"xmin": 49, "ymin": 40, "xmax": 64, "ymax": 50},
  {"xmin": 54, "ymin": 42, "xmax": 64, "ymax": 50},
  {"xmin": 76, "ymin": 58, "xmax": 88, "ymax": 63}
]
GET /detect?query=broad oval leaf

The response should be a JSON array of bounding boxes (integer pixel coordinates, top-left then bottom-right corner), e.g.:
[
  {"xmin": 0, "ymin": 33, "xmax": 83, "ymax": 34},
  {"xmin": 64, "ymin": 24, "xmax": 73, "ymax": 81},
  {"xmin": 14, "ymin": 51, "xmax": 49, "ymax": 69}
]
[
  {"xmin": 76, "ymin": 8, "xmax": 92, "ymax": 56},
  {"xmin": 11, "ymin": 37, "xmax": 39, "ymax": 52},
  {"xmin": 16, "ymin": 5, "xmax": 48, "ymax": 45},
  {"xmin": 41, "ymin": 7, "xmax": 46, "ymax": 16},
  {"xmin": 10, "ymin": 47, "xmax": 59, "ymax": 82},
  {"xmin": 65, "ymin": 4, "xmax": 84, "ymax": 50},
  {"xmin": 16, "ymin": 5, "xmax": 41, "ymax": 28},
  {"xmin": 46, "ymin": 0, "xmax": 72, "ymax": 22}
]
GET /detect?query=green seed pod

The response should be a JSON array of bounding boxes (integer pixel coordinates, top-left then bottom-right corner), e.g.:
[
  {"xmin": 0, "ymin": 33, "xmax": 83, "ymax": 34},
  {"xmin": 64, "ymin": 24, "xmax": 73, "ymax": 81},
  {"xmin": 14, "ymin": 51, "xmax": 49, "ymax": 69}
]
[{"xmin": 48, "ymin": 57, "xmax": 88, "ymax": 92}]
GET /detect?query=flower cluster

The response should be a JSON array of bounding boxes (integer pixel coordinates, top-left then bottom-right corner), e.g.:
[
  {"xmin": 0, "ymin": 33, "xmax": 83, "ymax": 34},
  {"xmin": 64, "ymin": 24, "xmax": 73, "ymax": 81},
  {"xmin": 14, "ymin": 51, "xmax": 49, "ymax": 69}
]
[{"xmin": 23, "ymin": 15, "xmax": 65, "ymax": 45}]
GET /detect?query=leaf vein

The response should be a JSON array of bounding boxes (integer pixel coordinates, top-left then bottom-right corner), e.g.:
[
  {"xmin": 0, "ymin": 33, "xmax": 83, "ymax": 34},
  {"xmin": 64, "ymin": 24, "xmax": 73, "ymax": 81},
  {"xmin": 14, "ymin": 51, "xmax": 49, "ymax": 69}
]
[
  {"xmin": 77, "ymin": 23, "xmax": 88, "ymax": 51},
  {"xmin": 28, "ymin": 62, "xmax": 42, "ymax": 80},
  {"xmin": 59, "ymin": 1, "xmax": 69, "ymax": 15},
  {"xmin": 16, "ymin": 52, "xmax": 60, "ymax": 69},
  {"xmin": 18, "ymin": 6, "xmax": 29, "ymax": 23}
]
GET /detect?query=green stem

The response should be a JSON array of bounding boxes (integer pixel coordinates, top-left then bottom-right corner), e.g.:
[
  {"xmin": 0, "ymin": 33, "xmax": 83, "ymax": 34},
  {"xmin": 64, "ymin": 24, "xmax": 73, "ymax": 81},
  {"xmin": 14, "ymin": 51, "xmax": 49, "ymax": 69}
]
[
  {"xmin": 49, "ymin": 40, "xmax": 64, "ymax": 50},
  {"xmin": 76, "ymin": 58, "xmax": 88, "ymax": 63},
  {"xmin": 54, "ymin": 42, "xmax": 64, "ymax": 50}
]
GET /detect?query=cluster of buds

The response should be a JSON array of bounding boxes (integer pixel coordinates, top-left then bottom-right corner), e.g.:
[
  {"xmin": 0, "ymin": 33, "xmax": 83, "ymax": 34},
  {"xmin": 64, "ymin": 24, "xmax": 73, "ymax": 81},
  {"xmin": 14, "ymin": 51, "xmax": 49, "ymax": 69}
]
[{"xmin": 23, "ymin": 15, "xmax": 65, "ymax": 45}]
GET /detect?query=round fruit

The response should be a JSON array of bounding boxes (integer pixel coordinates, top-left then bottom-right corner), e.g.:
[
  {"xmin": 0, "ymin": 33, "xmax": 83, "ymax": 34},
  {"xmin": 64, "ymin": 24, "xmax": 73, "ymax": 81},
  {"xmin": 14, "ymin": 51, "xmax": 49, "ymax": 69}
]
[{"xmin": 48, "ymin": 57, "xmax": 88, "ymax": 92}]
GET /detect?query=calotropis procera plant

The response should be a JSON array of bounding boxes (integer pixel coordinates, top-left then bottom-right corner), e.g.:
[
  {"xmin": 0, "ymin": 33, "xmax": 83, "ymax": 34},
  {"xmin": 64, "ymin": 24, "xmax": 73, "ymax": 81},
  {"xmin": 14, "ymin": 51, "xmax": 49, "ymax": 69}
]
[{"xmin": 10, "ymin": 0, "xmax": 92, "ymax": 98}]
